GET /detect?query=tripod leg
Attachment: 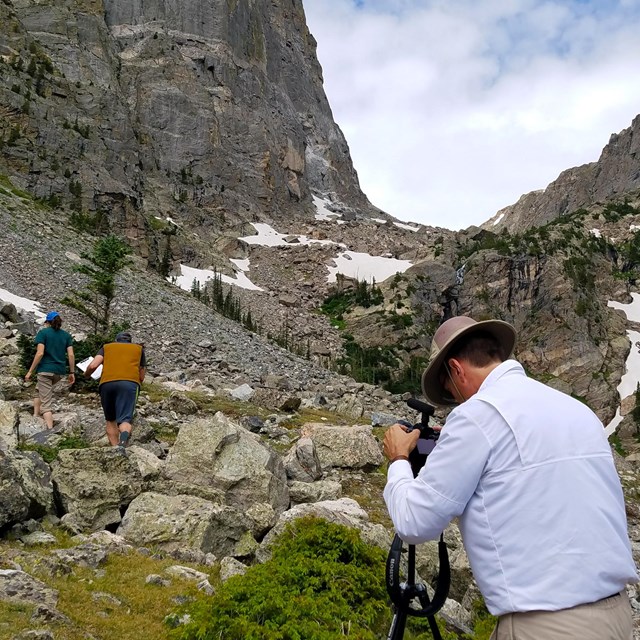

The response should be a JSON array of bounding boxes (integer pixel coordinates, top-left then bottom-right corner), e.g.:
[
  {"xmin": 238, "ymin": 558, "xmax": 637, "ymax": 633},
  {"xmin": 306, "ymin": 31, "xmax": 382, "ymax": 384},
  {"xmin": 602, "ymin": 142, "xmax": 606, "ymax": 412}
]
[
  {"xmin": 427, "ymin": 615, "xmax": 444, "ymax": 640},
  {"xmin": 387, "ymin": 607, "xmax": 408, "ymax": 640}
]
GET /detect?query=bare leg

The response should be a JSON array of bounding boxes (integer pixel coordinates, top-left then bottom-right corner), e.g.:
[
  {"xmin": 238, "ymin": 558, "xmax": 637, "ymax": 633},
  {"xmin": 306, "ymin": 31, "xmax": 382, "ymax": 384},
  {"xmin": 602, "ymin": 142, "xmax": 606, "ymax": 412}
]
[
  {"xmin": 106, "ymin": 420, "xmax": 119, "ymax": 446},
  {"xmin": 33, "ymin": 397, "xmax": 41, "ymax": 418},
  {"xmin": 42, "ymin": 411, "xmax": 54, "ymax": 430}
]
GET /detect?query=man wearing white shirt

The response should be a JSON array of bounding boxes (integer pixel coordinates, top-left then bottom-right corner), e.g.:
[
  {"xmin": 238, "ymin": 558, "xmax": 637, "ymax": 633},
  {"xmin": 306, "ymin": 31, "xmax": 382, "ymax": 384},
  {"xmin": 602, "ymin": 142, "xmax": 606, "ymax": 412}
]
[{"xmin": 383, "ymin": 315, "xmax": 637, "ymax": 639}]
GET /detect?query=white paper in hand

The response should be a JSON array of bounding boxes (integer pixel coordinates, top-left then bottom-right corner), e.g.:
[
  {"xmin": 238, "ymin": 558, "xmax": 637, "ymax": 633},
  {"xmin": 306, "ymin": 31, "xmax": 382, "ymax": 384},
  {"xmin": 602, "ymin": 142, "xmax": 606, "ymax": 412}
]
[{"xmin": 77, "ymin": 357, "xmax": 102, "ymax": 380}]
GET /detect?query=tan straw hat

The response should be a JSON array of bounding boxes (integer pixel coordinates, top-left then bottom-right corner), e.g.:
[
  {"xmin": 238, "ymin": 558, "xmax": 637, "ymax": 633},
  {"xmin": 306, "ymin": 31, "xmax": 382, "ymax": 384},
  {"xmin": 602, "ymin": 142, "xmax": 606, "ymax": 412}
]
[{"xmin": 421, "ymin": 316, "xmax": 516, "ymax": 406}]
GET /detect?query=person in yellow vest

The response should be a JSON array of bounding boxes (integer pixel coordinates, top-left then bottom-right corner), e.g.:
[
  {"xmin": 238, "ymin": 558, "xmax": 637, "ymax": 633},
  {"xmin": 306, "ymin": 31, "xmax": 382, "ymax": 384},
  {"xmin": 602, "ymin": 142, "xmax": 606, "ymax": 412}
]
[{"xmin": 84, "ymin": 331, "xmax": 146, "ymax": 450}]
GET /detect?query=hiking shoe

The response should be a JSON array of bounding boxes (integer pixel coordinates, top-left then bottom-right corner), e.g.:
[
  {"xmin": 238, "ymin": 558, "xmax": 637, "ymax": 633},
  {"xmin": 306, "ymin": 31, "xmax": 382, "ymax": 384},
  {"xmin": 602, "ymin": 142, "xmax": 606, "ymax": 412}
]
[{"xmin": 114, "ymin": 445, "xmax": 127, "ymax": 457}]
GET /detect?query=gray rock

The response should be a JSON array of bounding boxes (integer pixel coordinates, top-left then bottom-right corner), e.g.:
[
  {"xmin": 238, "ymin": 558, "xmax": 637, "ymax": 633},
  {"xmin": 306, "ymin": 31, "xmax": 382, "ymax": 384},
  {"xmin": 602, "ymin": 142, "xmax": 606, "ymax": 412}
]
[
  {"xmin": 245, "ymin": 502, "xmax": 277, "ymax": 538},
  {"xmin": 30, "ymin": 604, "xmax": 71, "ymax": 624},
  {"xmin": 92, "ymin": 591, "xmax": 123, "ymax": 606},
  {"xmin": 20, "ymin": 532, "xmax": 57, "ymax": 546},
  {"xmin": 51, "ymin": 544, "xmax": 109, "ymax": 570},
  {"xmin": 0, "ymin": 570, "xmax": 58, "ymax": 608},
  {"xmin": 283, "ymin": 437, "xmax": 322, "ymax": 482},
  {"xmin": 146, "ymin": 574, "xmax": 171, "ymax": 587},
  {"xmin": 0, "ymin": 399, "xmax": 18, "ymax": 447},
  {"xmin": 371, "ymin": 412, "xmax": 399, "ymax": 427},
  {"xmin": 240, "ymin": 415, "xmax": 264, "ymax": 433},
  {"xmin": 0, "ymin": 449, "xmax": 55, "ymax": 530},
  {"xmin": 0, "ymin": 338, "xmax": 18, "ymax": 356},
  {"xmin": 51, "ymin": 447, "xmax": 143, "ymax": 532},
  {"xmin": 127, "ymin": 445, "xmax": 164, "ymax": 481},
  {"xmin": 161, "ymin": 392, "xmax": 199, "ymax": 415},
  {"xmin": 219, "ymin": 557, "xmax": 248, "ymax": 582},
  {"xmin": 289, "ymin": 480, "xmax": 342, "ymax": 505},
  {"xmin": 165, "ymin": 565, "xmax": 209, "ymax": 583},
  {"xmin": 303, "ymin": 423, "xmax": 383, "ymax": 470},
  {"xmin": 229, "ymin": 383, "xmax": 254, "ymax": 401},
  {"xmin": 163, "ymin": 413, "xmax": 289, "ymax": 515},
  {"xmin": 14, "ymin": 631, "xmax": 55, "ymax": 640},
  {"xmin": 0, "ymin": 303, "xmax": 21, "ymax": 323},
  {"xmin": 117, "ymin": 491, "xmax": 254, "ymax": 558}
]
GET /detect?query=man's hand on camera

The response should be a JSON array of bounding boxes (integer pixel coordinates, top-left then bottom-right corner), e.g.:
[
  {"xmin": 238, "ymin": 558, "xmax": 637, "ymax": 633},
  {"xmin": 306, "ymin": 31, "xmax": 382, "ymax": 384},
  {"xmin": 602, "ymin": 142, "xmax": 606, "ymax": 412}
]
[{"xmin": 383, "ymin": 423, "xmax": 421, "ymax": 461}]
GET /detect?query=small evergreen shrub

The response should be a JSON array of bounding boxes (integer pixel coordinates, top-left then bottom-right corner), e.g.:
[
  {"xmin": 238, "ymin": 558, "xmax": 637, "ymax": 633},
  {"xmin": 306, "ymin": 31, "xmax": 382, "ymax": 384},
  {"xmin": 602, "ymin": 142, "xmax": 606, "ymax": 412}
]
[{"xmin": 175, "ymin": 517, "xmax": 390, "ymax": 640}]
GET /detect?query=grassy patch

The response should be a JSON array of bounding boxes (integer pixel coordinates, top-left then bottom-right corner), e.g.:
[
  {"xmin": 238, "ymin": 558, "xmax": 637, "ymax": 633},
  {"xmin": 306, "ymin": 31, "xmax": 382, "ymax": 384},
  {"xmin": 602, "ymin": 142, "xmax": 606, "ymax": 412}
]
[
  {"xmin": 0, "ymin": 174, "xmax": 32, "ymax": 200},
  {"xmin": 281, "ymin": 406, "xmax": 358, "ymax": 429},
  {"xmin": 184, "ymin": 391, "xmax": 271, "ymax": 420},
  {"xmin": 140, "ymin": 382, "xmax": 172, "ymax": 403},
  {"xmin": 17, "ymin": 434, "xmax": 89, "ymax": 463},
  {"xmin": 0, "ymin": 534, "xmax": 213, "ymax": 640},
  {"xmin": 341, "ymin": 470, "xmax": 391, "ymax": 526}
]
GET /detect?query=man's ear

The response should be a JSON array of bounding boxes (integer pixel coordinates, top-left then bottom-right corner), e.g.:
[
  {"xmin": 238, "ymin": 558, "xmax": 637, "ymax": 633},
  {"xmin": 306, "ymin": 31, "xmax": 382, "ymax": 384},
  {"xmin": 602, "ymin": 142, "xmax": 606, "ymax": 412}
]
[{"xmin": 448, "ymin": 357, "xmax": 465, "ymax": 380}]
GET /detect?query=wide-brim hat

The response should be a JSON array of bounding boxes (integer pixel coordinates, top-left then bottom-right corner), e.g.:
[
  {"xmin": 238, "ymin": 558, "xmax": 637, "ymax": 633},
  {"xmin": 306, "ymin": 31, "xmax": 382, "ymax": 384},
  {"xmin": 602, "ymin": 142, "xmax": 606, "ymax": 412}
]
[{"xmin": 421, "ymin": 316, "xmax": 516, "ymax": 406}]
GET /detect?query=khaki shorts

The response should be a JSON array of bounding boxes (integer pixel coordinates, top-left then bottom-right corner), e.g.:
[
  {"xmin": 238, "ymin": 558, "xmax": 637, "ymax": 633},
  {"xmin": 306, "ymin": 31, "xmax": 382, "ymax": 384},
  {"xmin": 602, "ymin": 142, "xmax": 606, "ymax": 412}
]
[
  {"xmin": 36, "ymin": 372, "xmax": 62, "ymax": 414},
  {"xmin": 490, "ymin": 592, "xmax": 633, "ymax": 640}
]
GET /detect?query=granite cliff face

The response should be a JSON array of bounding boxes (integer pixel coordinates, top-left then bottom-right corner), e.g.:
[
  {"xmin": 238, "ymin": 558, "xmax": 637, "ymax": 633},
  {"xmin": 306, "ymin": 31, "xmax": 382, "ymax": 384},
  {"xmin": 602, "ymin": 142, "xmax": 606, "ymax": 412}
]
[{"xmin": 0, "ymin": 0, "xmax": 376, "ymax": 266}]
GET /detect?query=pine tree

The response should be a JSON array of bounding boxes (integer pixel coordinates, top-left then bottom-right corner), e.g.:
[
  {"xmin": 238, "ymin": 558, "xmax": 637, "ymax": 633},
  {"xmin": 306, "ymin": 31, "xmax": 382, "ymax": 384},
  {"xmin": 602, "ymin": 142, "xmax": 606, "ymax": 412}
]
[{"xmin": 62, "ymin": 235, "xmax": 132, "ymax": 336}]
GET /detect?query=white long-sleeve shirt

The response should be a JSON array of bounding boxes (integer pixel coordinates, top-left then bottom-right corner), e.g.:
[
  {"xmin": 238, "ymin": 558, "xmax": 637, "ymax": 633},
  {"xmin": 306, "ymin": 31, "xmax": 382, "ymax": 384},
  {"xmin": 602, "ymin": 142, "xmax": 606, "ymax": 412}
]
[{"xmin": 384, "ymin": 360, "xmax": 638, "ymax": 616}]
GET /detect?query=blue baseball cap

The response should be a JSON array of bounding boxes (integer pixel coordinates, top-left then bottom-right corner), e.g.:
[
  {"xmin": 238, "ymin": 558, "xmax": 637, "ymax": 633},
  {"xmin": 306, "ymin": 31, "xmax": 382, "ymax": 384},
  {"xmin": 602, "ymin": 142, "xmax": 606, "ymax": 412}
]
[{"xmin": 45, "ymin": 311, "xmax": 60, "ymax": 322}]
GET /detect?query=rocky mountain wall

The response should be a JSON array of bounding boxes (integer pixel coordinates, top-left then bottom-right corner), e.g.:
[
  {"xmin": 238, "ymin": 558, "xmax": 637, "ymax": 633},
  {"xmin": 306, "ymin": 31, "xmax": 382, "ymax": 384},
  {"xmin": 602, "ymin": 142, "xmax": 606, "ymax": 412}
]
[
  {"xmin": 486, "ymin": 115, "xmax": 640, "ymax": 233},
  {"xmin": 0, "ymin": 0, "xmax": 374, "ymax": 264}
]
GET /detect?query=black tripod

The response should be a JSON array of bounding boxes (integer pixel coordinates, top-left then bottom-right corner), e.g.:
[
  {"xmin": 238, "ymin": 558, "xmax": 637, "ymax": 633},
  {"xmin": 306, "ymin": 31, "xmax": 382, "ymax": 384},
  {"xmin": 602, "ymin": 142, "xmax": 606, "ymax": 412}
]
[
  {"xmin": 385, "ymin": 398, "xmax": 450, "ymax": 640},
  {"xmin": 386, "ymin": 532, "xmax": 450, "ymax": 640}
]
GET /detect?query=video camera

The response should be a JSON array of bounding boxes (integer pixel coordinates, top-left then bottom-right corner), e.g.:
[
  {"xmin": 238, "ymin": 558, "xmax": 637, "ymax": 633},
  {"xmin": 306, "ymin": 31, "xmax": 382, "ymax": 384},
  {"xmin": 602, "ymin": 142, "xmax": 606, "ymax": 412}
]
[
  {"xmin": 386, "ymin": 397, "xmax": 449, "ymax": 640},
  {"xmin": 395, "ymin": 397, "xmax": 439, "ymax": 476}
]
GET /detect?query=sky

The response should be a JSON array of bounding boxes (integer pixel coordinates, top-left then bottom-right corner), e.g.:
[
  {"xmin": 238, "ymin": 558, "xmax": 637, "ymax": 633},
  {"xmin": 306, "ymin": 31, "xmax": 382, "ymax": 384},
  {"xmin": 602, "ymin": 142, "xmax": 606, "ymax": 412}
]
[{"xmin": 303, "ymin": 0, "xmax": 640, "ymax": 230}]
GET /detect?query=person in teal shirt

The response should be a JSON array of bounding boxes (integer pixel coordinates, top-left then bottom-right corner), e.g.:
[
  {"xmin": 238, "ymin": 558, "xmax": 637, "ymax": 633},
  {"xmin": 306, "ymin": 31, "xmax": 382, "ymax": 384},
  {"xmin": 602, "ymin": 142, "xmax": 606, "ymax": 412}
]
[{"xmin": 25, "ymin": 311, "xmax": 75, "ymax": 429}]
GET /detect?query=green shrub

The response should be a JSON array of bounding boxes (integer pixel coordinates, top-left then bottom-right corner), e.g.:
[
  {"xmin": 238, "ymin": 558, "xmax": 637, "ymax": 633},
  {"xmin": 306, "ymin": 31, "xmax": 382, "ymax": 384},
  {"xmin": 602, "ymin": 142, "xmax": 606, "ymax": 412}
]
[
  {"xmin": 17, "ymin": 334, "xmax": 36, "ymax": 374},
  {"xmin": 176, "ymin": 517, "xmax": 390, "ymax": 640}
]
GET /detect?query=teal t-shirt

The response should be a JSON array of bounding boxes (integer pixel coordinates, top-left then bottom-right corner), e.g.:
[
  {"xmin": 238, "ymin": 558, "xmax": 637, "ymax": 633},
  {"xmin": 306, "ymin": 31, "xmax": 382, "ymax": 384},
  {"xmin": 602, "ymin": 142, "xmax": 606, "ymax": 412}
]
[{"xmin": 34, "ymin": 327, "xmax": 73, "ymax": 375}]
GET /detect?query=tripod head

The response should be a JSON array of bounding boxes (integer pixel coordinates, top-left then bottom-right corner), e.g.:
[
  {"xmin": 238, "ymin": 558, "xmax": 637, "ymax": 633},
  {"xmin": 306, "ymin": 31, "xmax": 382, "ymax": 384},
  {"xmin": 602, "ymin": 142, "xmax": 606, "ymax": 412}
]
[{"xmin": 385, "ymin": 397, "xmax": 450, "ymax": 640}]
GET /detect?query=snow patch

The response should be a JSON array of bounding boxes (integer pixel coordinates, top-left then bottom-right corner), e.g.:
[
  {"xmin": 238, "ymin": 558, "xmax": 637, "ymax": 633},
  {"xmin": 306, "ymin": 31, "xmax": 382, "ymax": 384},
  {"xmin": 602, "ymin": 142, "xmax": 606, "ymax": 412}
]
[
  {"xmin": 170, "ymin": 263, "xmax": 264, "ymax": 292},
  {"xmin": 313, "ymin": 195, "xmax": 341, "ymax": 222},
  {"xmin": 393, "ymin": 221, "xmax": 420, "ymax": 232},
  {"xmin": 239, "ymin": 222, "xmax": 341, "ymax": 247},
  {"xmin": 0, "ymin": 287, "xmax": 45, "ymax": 321},
  {"xmin": 606, "ymin": 294, "xmax": 640, "ymax": 435},
  {"xmin": 327, "ymin": 251, "xmax": 413, "ymax": 284}
]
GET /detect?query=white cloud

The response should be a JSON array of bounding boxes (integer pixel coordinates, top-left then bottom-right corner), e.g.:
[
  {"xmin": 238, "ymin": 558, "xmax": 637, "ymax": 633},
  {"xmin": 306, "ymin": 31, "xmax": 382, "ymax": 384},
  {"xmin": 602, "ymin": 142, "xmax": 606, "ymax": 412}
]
[{"xmin": 303, "ymin": 0, "xmax": 640, "ymax": 230}]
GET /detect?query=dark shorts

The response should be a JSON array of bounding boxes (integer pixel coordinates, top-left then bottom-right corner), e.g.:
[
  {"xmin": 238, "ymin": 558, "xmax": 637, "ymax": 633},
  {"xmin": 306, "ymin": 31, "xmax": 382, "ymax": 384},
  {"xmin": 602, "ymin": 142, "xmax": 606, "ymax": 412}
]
[{"xmin": 99, "ymin": 380, "xmax": 139, "ymax": 425}]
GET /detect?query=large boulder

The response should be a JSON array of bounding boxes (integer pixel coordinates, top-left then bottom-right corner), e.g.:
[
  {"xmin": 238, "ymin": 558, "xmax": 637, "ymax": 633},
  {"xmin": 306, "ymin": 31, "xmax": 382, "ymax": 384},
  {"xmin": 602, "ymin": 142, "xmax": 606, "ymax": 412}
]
[
  {"xmin": 162, "ymin": 412, "xmax": 289, "ymax": 515},
  {"xmin": 0, "ymin": 449, "xmax": 55, "ymax": 530},
  {"xmin": 117, "ymin": 491, "xmax": 254, "ymax": 558},
  {"xmin": 302, "ymin": 423, "xmax": 383, "ymax": 470},
  {"xmin": 50, "ymin": 448, "xmax": 143, "ymax": 532}
]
